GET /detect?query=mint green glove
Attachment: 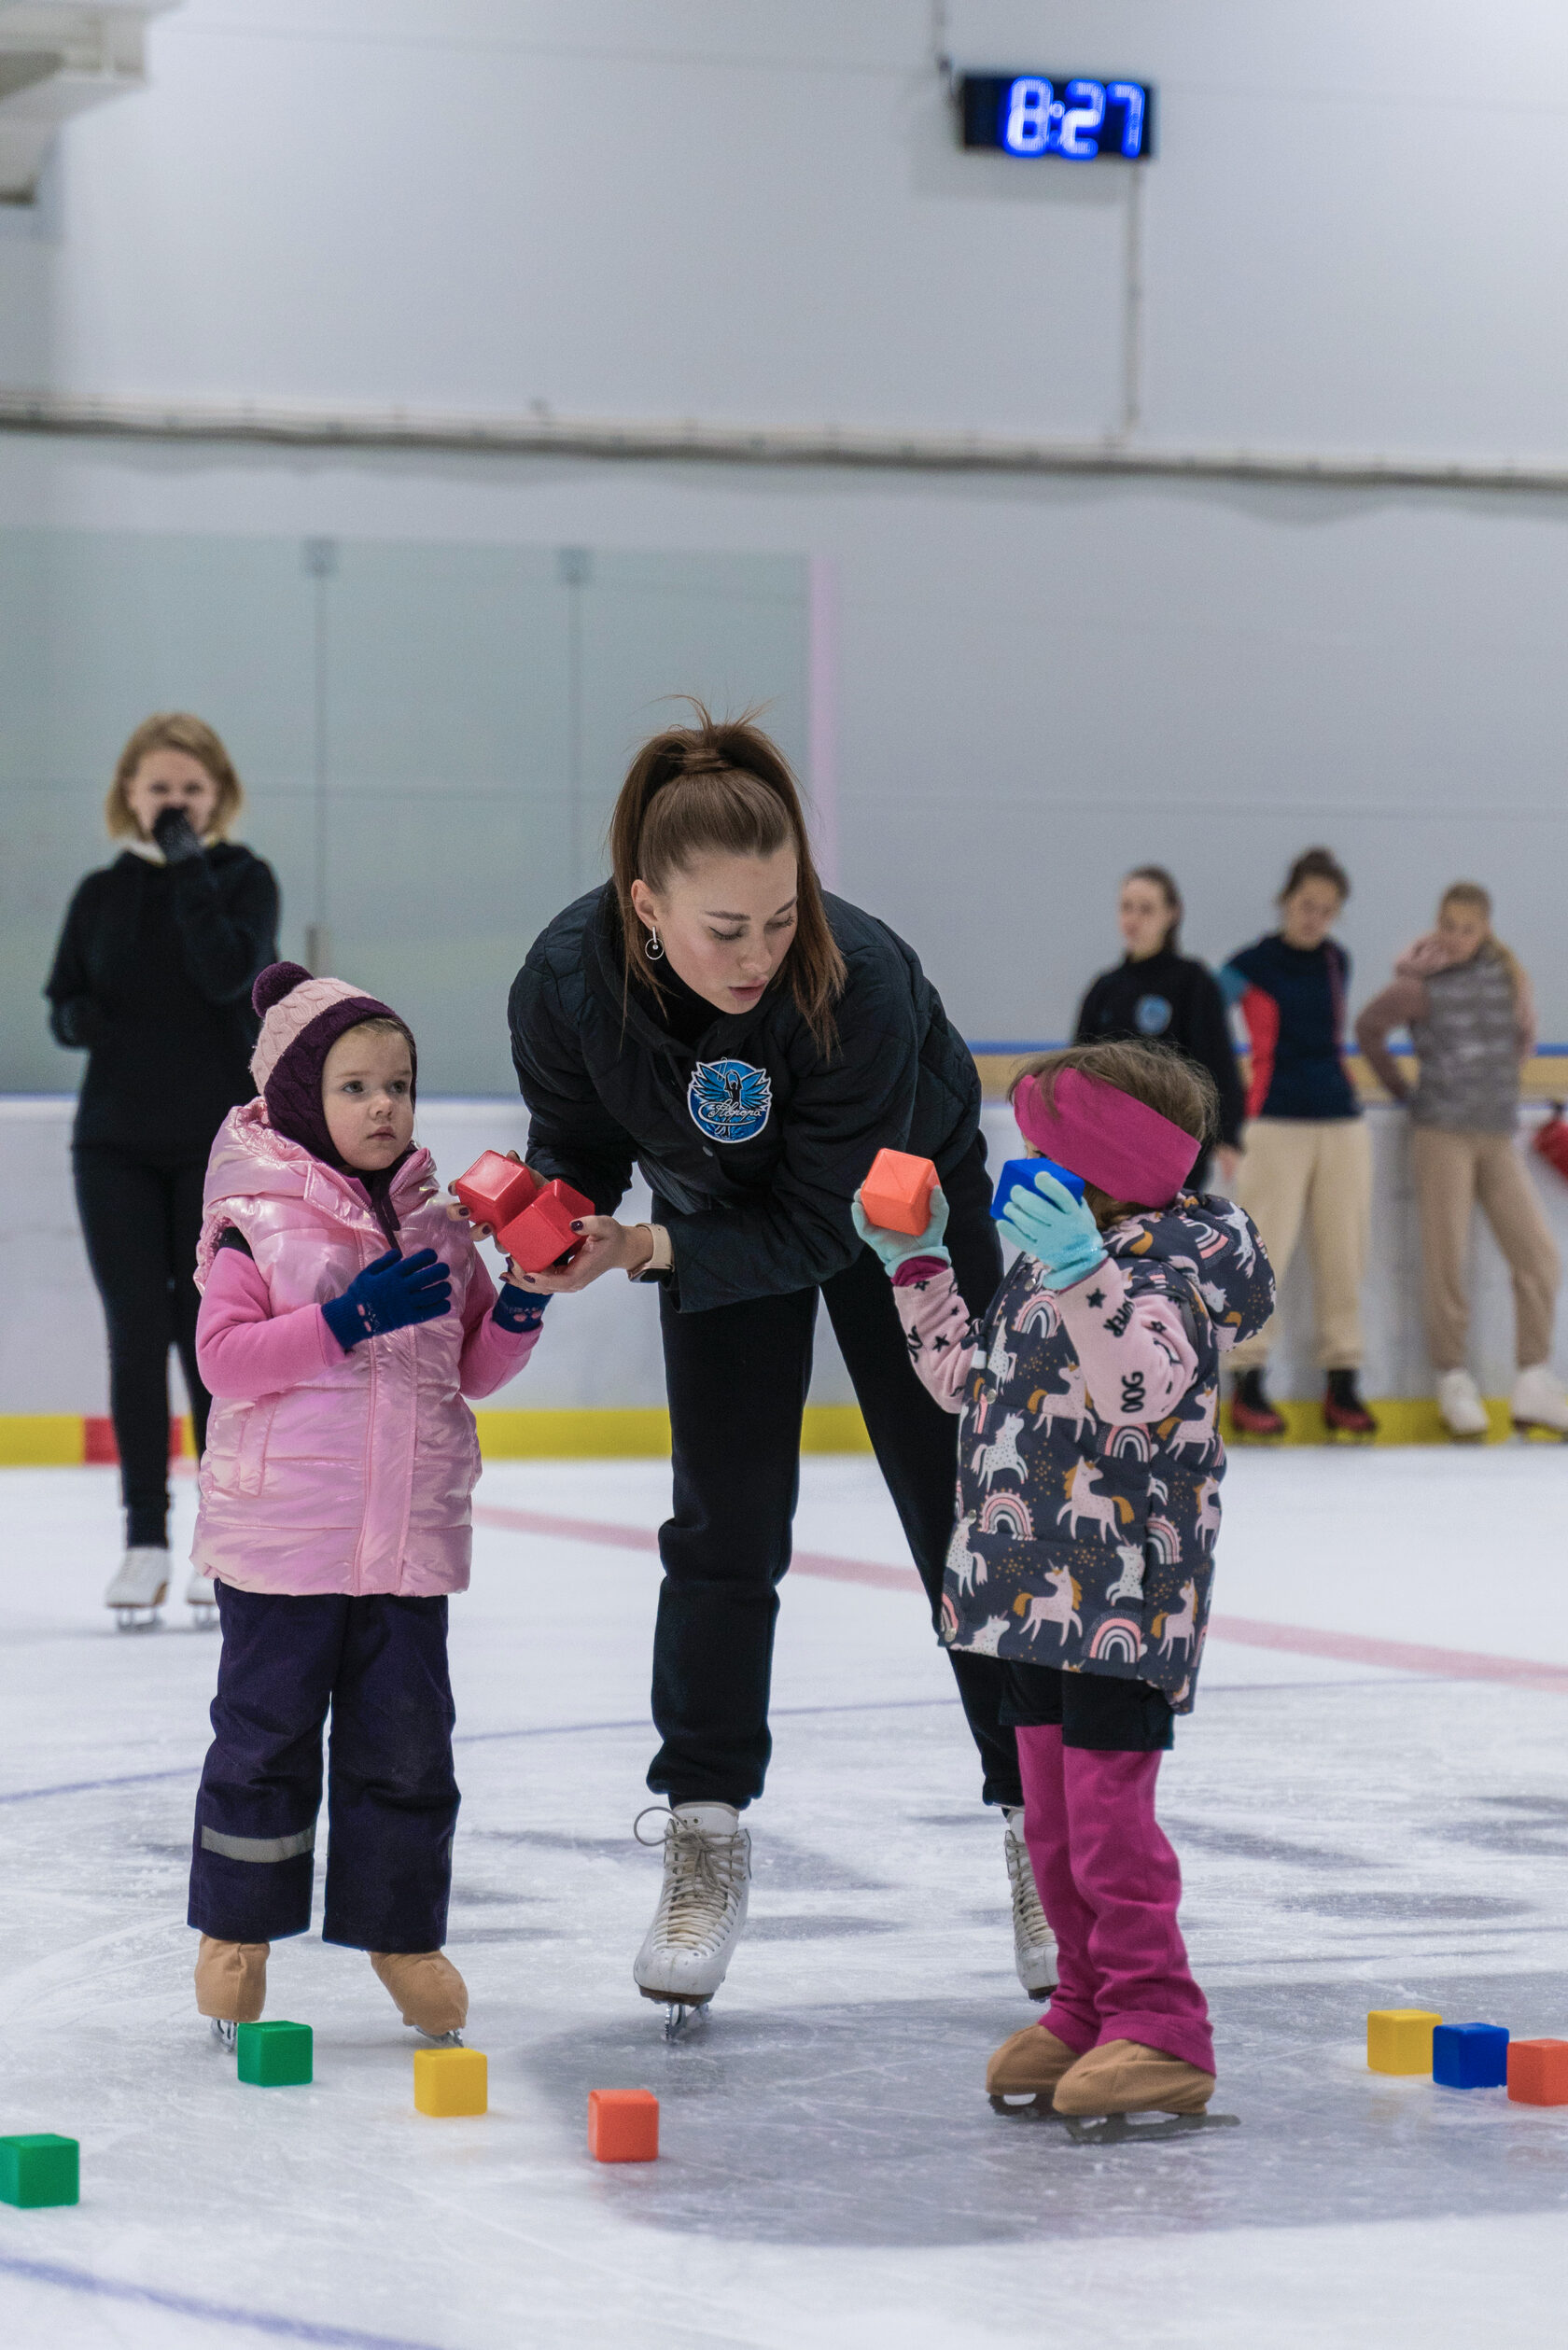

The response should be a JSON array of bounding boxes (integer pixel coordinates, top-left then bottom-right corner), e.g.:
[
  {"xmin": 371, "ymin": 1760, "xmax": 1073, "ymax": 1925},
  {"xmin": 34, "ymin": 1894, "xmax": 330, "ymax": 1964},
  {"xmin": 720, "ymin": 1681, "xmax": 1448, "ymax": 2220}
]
[
  {"xmin": 998, "ymin": 1168, "xmax": 1107, "ymax": 1292},
  {"xmin": 852, "ymin": 1182, "xmax": 950, "ymax": 1277}
]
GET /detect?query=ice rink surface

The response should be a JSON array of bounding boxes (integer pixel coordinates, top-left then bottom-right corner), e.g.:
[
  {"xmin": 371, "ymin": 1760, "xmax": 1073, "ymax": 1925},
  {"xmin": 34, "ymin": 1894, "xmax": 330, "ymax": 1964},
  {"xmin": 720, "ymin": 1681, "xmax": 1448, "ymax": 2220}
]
[{"xmin": 3, "ymin": 1446, "xmax": 1567, "ymax": 2349}]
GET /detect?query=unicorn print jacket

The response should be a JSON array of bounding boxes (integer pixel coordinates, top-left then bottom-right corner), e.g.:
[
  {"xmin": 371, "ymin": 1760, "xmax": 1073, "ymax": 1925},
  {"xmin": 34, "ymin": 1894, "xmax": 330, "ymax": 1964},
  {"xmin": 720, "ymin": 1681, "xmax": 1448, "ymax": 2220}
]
[{"xmin": 892, "ymin": 1195, "xmax": 1273, "ymax": 1710}]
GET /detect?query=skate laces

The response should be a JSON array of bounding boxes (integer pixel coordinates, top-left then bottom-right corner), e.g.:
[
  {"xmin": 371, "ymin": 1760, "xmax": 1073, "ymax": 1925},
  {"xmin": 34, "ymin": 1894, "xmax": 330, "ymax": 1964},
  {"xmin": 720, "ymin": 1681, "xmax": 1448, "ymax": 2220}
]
[
  {"xmin": 634, "ymin": 1807, "xmax": 750, "ymax": 1956},
  {"xmin": 1004, "ymin": 1822, "xmax": 1051, "ymax": 1949}
]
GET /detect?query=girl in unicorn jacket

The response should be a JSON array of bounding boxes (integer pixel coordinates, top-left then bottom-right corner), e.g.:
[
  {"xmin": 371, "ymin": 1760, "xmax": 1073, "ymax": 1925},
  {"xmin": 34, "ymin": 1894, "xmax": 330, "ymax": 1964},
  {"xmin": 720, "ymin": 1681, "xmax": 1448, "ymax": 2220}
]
[
  {"xmin": 854, "ymin": 1040, "xmax": 1273, "ymax": 2121},
  {"xmin": 186, "ymin": 962, "xmax": 550, "ymax": 2048}
]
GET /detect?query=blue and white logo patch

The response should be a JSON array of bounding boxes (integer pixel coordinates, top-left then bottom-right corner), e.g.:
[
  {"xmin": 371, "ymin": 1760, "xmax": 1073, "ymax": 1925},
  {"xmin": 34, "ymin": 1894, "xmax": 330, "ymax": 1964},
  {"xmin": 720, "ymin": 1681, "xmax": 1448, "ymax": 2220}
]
[
  {"xmin": 688, "ymin": 1057, "xmax": 772, "ymax": 1145},
  {"xmin": 1135, "ymin": 993, "xmax": 1173, "ymax": 1037}
]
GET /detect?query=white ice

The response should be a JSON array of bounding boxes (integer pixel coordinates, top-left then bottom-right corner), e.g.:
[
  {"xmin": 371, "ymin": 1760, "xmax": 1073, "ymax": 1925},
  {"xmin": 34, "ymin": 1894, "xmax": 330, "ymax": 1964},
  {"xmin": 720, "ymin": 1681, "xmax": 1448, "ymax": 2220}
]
[{"xmin": 2, "ymin": 1446, "xmax": 1567, "ymax": 2349}]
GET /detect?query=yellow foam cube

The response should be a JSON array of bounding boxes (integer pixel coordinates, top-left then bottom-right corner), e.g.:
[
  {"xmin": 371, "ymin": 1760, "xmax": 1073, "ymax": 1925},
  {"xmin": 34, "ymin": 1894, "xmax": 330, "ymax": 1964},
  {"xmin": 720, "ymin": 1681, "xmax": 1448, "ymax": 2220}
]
[
  {"xmin": 1367, "ymin": 2008, "xmax": 1442, "ymax": 2075},
  {"xmin": 413, "ymin": 2046, "xmax": 487, "ymax": 2117}
]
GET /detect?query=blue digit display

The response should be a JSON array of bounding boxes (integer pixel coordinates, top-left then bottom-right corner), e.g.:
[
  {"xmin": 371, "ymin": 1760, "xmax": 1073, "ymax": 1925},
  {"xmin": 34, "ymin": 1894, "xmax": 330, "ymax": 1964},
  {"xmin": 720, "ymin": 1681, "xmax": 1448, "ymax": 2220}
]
[{"xmin": 960, "ymin": 73, "xmax": 1154, "ymax": 161}]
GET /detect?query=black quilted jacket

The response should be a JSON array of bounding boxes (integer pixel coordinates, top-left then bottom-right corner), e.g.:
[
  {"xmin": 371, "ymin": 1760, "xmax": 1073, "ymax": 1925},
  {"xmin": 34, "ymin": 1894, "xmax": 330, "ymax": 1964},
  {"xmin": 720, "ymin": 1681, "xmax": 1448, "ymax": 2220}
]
[{"xmin": 508, "ymin": 885, "xmax": 983, "ymax": 1313}]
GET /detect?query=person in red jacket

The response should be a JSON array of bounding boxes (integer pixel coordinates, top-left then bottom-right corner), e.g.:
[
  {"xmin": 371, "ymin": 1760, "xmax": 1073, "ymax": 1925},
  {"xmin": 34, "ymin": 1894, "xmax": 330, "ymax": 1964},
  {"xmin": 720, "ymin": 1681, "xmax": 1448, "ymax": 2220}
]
[{"xmin": 1217, "ymin": 847, "xmax": 1377, "ymax": 1440}]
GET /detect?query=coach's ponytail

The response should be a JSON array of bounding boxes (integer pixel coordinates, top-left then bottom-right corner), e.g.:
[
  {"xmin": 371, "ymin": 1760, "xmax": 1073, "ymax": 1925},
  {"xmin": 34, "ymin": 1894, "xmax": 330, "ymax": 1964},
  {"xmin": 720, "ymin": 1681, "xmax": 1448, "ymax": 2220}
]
[{"xmin": 608, "ymin": 705, "xmax": 845, "ymax": 1051}]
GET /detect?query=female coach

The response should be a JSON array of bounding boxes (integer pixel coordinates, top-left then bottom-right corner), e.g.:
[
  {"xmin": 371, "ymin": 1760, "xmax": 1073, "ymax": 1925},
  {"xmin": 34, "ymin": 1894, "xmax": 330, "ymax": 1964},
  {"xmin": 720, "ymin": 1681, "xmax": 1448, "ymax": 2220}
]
[{"xmin": 506, "ymin": 711, "xmax": 1054, "ymax": 2021}]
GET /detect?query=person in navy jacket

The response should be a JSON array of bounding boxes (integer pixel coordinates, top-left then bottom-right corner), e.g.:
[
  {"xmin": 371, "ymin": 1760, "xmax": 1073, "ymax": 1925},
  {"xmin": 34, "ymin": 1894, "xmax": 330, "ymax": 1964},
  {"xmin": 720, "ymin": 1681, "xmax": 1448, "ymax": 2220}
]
[{"xmin": 1217, "ymin": 846, "xmax": 1376, "ymax": 1438}]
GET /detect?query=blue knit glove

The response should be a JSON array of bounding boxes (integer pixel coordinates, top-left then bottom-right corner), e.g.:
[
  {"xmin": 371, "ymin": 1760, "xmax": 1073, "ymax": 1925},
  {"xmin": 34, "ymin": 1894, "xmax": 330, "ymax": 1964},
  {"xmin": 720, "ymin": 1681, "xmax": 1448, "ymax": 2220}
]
[
  {"xmin": 998, "ymin": 1169, "xmax": 1107, "ymax": 1292},
  {"xmin": 851, "ymin": 1182, "xmax": 951, "ymax": 1277},
  {"xmin": 322, "ymin": 1248, "xmax": 452, "ymax": 1350},
  {"xmin": 492, "ymin": 1282, "xmax": 550, "ymax": 1335}
]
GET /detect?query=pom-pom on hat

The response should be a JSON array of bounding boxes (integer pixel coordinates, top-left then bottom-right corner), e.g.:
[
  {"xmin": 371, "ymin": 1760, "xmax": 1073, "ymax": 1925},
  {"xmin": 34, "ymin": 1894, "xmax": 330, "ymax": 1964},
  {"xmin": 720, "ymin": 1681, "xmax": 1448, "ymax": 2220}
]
[
  {"xmin": 249, "ymin": 960, "xmax": 416, "ymax": 1171},
  {"xmin": 1014, "ymin": 1066, "xmax": 1200, "ymax": 1210}
]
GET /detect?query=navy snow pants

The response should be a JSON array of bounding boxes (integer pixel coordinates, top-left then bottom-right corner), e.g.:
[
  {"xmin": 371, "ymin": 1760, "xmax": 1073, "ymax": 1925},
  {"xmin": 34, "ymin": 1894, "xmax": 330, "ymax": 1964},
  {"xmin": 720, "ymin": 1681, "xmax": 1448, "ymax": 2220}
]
[{"xmin": 189, "ymin": 1584, "xmax": 458, "ymax": 1952}]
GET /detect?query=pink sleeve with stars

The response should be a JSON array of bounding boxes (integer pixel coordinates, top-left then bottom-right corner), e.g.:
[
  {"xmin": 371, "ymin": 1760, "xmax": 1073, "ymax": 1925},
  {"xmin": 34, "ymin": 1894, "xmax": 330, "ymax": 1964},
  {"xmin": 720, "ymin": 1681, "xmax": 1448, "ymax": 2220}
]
[
  {"xmin": 1055, "ymin": 1255, "xmax": 1199, "ymax": 1426},
  {"xmin": 889, "ymin": 1258, "xmax": 975, "ymax": 1416}
]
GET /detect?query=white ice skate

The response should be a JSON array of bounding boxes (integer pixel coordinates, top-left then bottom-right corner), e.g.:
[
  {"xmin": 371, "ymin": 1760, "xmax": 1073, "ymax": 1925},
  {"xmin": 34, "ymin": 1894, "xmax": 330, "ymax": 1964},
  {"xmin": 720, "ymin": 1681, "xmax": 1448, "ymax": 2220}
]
[
  {"xmin": 185, "ymin": 1561, "xmax": 218, "ymax": 1629},
  {"xmin": 1512, "ymin": 1364, "xmax": 1568, "ymax": 1439},
  {"xmin": 1437, "ymin": 1369, "xmax": 1489, "ymax": 1442},
  {"xmin": 1002, "ymin": 1807, "xmax": 1057, "ymax": 1999},
  {"xmin": 633, "ymin": 1802, "xmax": 750, "ymax": 2038},
  {"xmin": 105, "ymin": 1546, "xmax": 170, "ymax": 1630}
]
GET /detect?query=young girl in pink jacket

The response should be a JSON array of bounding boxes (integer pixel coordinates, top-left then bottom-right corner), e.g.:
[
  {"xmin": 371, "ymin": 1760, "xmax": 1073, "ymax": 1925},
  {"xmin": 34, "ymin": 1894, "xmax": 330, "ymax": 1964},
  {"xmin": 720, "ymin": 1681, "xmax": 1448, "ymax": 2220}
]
[
  {"xmin": 188, "ymin": 961, "xmax": 549, "ymax": 2044},
  {"xmin": 855, "ymin": 1042, "xmax": 1274, "ymax": 2119}
]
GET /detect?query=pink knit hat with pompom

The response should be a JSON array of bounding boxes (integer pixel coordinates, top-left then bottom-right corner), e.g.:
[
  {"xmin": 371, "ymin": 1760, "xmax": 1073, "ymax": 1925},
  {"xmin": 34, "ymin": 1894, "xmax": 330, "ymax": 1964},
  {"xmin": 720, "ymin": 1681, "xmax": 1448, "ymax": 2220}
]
[{"xmin": 250, "ymin": 961, "xmax": 416, "ymax": 1169}]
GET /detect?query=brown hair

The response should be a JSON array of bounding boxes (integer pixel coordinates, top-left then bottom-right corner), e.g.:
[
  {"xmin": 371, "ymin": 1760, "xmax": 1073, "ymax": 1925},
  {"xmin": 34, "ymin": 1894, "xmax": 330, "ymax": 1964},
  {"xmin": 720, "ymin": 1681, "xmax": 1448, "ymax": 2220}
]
[
  {"xmin": 1438, "ymin": 880, "xmax": 1525, "ymax": 1005},
  {"xmin": 1124, "ymin": 863, "xmax": 1183, "ymax": 952},
  {"xmin": 105, "ymin": 712, "xmax": 244, "ymax": 839},
  {"xmin": 1279, "ymin": 845, "xmax": 1351, "ymax": 906},
  {"xmin": 1008, "ymin": 1040, "xmax": 1217, "ymax": 1229},
  {"xmin": 608, "ymin": 705, "xmax": 845, "ymax": 1051}
]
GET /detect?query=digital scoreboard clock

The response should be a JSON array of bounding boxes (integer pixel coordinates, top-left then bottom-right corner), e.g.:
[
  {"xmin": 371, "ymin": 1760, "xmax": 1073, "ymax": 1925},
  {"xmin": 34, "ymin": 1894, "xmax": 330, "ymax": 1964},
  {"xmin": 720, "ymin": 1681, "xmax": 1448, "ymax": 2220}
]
[{"xmin": 959, "ymin": 74, "xmax": 1155, "ymax": 161}]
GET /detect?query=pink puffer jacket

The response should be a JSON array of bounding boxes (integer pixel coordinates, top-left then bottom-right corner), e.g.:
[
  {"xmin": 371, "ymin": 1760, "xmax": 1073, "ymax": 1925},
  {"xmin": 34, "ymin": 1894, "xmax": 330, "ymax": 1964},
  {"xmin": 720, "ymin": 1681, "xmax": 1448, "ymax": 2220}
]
[{"xmin": 190, "ymin": 1101, "xmax": 541, "ymax": 1598}]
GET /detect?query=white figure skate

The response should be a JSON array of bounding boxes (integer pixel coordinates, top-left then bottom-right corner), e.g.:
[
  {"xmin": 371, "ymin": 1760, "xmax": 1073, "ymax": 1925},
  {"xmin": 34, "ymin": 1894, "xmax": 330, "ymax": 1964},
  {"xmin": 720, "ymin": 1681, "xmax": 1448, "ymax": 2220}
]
[
  {"xmin": 105, "ymin": 1546, "xmax": 170, "ymax": 1630},
  {"xmin": 633, "ymin": 1802, "xmax": 750, "ymax": 2039},
  {"xmin": 1513, "ymin": 1364, "xmax": 1568, "ymax": 1439},
  {"xmin": 186, "ymin": 1561, "xmax": 218, "ymax": 1629},
  {"xmin": 1002, "ymin": 1807, "xmax": 1057, "ymax": 1998},
  {"xmin": 1437, "ymin": 1369, "xmax": 1489, "ymax": 1442}
]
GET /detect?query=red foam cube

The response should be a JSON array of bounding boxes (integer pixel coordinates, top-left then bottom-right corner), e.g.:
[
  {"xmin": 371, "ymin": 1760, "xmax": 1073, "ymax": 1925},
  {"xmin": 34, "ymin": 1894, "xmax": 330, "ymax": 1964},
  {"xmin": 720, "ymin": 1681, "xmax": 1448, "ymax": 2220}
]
[
  {"xmin": 453, "ymin": 1152, "xmax": 539, "ymax": 1234},
  {"xmin": 588, "ymin": 2089, "xmax": 659, "ymax": 2163},
  {"xmin": 497, "ymin": 1180, "xmax": 595, "ymax": 1275},
  {"xmin": 1507, "ymin": 2037, "xmax": 1568, "ymax": 2105},
  {"xmin": 860, "ymin": 1148, "xmax": 939, "ymax": 1238}
]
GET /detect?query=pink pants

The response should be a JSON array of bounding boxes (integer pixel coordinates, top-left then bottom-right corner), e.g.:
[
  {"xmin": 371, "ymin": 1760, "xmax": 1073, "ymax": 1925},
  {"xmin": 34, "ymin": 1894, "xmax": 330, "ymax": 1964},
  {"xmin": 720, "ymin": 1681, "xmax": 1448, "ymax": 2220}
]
[{"xmin": 1016, "ymin": 1723, "xmax": 1214, "ymax": 2076}]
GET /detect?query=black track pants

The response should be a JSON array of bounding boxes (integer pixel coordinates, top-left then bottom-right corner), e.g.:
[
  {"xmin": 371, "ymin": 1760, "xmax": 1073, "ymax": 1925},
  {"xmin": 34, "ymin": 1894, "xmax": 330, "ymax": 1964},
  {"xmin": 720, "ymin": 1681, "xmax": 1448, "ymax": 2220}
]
[
  {"xmin": 649, "ymin": 1137, "xmax": 1020, "ymax": 1811},
  {"xmin": 73, "ymin": 1146, "xmax": 212, "ymax": 1547}
]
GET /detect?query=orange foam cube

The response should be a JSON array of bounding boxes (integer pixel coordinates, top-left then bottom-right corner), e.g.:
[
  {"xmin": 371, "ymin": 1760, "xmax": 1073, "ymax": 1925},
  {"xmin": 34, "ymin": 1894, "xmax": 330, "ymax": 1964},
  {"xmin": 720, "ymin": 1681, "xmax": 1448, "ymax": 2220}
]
[
  {"xmin": 588, "ymin": 2089, "xmax": 659, "ymax": 2163},
  {"xmin": 453, "ymin": 1152, "xmax": 538, "ymax": 1234},
  {"xmin": 1507, "ymin": 2038, "xmax": 1568, "ymax": 2105},
  {"xmin": 497, "ymin": 1179, "xmax": 595, "ymax": 1274},
  {"xmin": 860, "ymin": 1148, "xmax": 939, "ymax": 1238}
]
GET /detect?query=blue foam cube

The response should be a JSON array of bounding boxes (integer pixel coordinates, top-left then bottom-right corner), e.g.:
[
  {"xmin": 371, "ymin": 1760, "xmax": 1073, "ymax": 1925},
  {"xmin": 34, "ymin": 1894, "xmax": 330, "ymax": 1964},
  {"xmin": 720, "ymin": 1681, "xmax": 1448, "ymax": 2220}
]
[
  {"xmin": 1432, "ymin": 2021, "xmax": 1510, "ymax": 2090},
  {"xmin": 991, "ymin": 1155, "xmax": 1085, "ymax": 1224}
]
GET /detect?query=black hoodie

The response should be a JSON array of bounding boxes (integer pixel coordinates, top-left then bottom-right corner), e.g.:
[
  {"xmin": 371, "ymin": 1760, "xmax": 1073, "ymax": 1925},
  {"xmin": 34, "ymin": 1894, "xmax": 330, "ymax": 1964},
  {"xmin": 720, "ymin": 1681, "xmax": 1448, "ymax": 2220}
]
[
  {"xmin": 46, "ymin": 843, "xmax": 280, "ymax": 1157},
  {"xmin": 508, "ymin": 885, "xmax": 983, "ymax": 1314}
]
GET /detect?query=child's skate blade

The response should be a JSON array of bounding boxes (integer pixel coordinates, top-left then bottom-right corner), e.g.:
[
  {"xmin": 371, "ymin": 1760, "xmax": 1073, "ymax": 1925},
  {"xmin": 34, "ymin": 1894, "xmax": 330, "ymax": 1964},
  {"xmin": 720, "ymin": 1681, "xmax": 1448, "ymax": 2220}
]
[
  {"xmin": 988, "ymin": 2091, "xmax": 1058, "ymax": 2119},
  {"xmin": 1059, "ymin": 2110, "xmax": 1241, "ymax": 2144}
]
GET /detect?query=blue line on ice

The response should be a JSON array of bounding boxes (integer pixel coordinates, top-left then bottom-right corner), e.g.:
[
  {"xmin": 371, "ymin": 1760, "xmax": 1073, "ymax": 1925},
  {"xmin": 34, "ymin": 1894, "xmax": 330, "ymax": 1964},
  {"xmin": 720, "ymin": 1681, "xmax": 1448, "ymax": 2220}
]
[
  {"xmin": 0, "ymin": 2251, "xmax": 447, "ymax": 2348},
  {"xmin": 0, "ymin": 1697, "xmax": 959, "ymax": 1805}
]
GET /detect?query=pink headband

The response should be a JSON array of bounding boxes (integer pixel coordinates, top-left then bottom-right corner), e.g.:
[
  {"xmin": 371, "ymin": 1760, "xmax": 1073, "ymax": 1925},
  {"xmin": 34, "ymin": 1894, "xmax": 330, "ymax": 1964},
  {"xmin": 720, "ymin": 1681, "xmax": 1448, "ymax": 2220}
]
[{"xmin": 1013, "ymin": 1068, "xmax": 1200, "ymax": 1208}]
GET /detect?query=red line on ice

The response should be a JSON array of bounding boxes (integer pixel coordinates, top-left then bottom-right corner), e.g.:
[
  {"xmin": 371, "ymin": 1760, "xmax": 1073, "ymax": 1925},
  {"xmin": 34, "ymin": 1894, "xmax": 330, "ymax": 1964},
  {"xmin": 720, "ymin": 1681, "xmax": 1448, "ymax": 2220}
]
[
  {"xmin": 471, "ymin": 1504, "xmax": 915, "ymax": 1590},
  {"xmin": 471, "ymin": 1504, "xmax": 1568, "ymax": 1687}
]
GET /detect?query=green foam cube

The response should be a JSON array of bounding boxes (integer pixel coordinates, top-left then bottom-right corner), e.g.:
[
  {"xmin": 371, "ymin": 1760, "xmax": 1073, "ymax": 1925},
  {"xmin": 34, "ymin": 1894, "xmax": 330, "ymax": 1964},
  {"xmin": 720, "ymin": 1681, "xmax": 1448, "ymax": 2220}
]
[
  {"xmin": 0, "ymin": 2133, "xmax": 79, "ymax": 2207},
  {"xmin": 236, "ymin": 2020, "xmax": 313, "ymax": 2087}
]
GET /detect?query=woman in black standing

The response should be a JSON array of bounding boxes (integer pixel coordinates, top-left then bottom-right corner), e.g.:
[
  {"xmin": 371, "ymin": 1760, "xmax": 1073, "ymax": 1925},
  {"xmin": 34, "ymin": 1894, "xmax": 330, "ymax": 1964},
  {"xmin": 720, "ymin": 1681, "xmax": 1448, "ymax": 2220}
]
[
  {"xmin": 1074, "ymin": 865, "xmax": 1244, "ymax": 1191},
  {"xmin": 507, "ymin": 712, "xmax": 1052, "ymax": 2025},
  {"xmin": 46, "ymin": 713, "xmax": 279, "ymax": 1624}
]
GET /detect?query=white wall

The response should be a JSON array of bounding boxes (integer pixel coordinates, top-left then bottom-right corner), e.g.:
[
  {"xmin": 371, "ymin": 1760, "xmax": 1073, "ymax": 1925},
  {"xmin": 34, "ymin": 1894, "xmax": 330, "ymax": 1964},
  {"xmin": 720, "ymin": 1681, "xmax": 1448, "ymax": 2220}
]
[{"xmin": 5, "ymin": 1, "xmax": 1568, "ymax": 1046}]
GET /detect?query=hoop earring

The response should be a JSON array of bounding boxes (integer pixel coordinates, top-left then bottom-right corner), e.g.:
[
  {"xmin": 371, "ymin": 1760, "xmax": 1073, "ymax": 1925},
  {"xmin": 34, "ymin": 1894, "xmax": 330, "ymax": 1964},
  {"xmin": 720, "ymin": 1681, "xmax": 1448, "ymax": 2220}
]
[{"xmin": 644, "ymin": 926, "xmax": 665, "ymax": 962}]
